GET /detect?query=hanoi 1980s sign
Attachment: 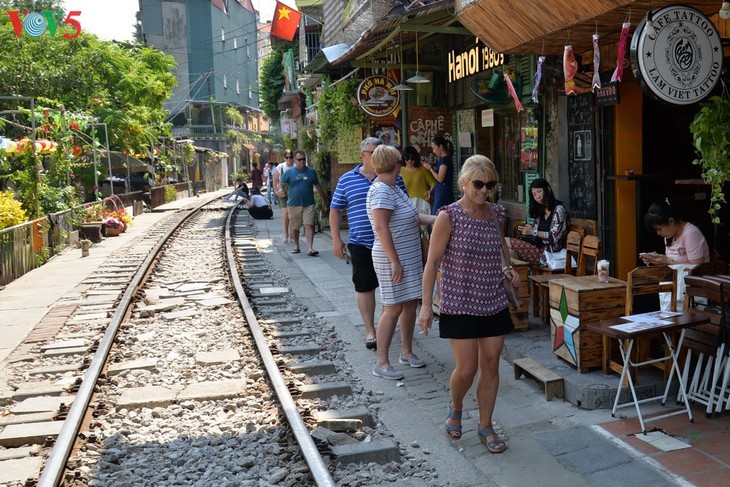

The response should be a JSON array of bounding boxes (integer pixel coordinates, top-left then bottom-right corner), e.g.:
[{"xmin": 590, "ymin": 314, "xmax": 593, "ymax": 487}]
[{"xmin": 630, "ymin": 5, "xmax": 723, "ymax": 105}]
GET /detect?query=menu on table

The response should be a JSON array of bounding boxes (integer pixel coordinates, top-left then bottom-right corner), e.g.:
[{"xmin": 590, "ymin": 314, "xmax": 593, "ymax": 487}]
[{"xmin": 609, "ymin": 310, "xmax": 682, "ymax": 333}]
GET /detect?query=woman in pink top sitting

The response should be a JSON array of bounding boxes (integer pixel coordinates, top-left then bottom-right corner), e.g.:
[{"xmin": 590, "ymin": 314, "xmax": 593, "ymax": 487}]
[{"xmin": 640, "ymin": 200, "xmax": 710, "ymax": 265}]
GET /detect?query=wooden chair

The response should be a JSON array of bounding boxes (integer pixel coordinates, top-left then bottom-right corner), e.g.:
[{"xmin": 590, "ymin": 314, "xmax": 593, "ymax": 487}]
[
  {"xmin": 576, "ymin": 235, "xmax": 601, "ymax": 276},
  {"xmin": 603, "ymin": 265, "xmax": 678, "ymax": 384},
  {"xmin": 689, "ymin": 261, "xmax": 730, "ymax": 277},
  {"xmin": 529, "ymin": 231, "xmax": 583, "ymax": 325},
  {"xmin": 679, "ymin": 276, "xmax": 729, "ymax": 414}
]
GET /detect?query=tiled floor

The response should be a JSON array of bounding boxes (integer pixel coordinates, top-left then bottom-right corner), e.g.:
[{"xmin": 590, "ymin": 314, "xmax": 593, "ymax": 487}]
[{"xmin": 600, "ymin": 404, "xmax": 730, "ymax": 486}]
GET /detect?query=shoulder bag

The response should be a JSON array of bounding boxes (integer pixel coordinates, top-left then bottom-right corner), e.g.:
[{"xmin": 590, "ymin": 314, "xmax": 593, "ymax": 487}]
[{"xmin": 494, "ymin": 205, "xmax": 521, "ymax": 308}]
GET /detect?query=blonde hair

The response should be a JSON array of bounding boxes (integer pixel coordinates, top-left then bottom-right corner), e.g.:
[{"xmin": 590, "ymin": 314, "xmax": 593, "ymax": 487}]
[
  {"xmin": 458, "ymin": 154, "xmax": 498, "ymax": 191},
  {"xmin": 371, "ymin": 145, "xmax": 401, "ymax": 174}
]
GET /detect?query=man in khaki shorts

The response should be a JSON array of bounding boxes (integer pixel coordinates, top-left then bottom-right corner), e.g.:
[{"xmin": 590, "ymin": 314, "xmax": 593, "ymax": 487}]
[{"xmin": 280, "ymin": 151, "xmax": 328, "ymax": 255}]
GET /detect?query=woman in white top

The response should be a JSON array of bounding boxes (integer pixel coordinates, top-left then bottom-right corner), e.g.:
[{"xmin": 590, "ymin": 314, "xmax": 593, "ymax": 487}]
[
  {"xmin": 367, "ymin": 145, "xmax": 436, "ymax": 380},
  {"xmin": 274, "ymin": 150, "xmax": 295, "ymax": 243}
]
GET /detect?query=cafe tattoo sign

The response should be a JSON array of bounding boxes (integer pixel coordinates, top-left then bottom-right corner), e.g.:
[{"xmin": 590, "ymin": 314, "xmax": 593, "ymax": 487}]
[
  {"xmin": 630, "ymin": 5, "xmax": 723, "ymax": 105},
  {"xmin": 448, "ymin": 38, "xmax": 504, "ymax": 83},
  {"xmin": 357, "ymin": 75, "xmax": 399, "ymax": 118}
]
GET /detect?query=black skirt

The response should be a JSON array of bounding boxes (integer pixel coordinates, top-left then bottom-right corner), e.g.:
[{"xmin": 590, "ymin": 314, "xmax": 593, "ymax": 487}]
[{"xmin": 439, "ymin": 307, "xmax": 514, "ymax": 339}]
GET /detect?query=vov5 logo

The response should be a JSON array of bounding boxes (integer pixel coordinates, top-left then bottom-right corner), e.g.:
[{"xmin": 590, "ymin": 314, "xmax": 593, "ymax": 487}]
[{"xmin": 7, "ymin": 10, "xmax": 82, "ymax": 39}]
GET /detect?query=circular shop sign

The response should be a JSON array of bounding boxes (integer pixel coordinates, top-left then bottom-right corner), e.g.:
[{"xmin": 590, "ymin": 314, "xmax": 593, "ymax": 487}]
[
  {"xmin": 357, "ymin": 75, "xmax": 399, "ymax": 117},
  {"xmin": 630, "ymin": 5, "xmax": 723, "ymax": 105}
]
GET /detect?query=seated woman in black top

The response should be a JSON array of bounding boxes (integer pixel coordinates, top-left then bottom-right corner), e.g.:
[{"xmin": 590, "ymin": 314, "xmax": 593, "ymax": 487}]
[{"xmin": 506, "ymin": 178, "xmax": 569, "ymax": 266}]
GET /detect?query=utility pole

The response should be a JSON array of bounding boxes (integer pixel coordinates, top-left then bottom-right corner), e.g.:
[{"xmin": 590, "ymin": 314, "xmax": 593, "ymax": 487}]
[{"xmin": 207, "ymin": 70, "xmax": 216, "ymax": 134}]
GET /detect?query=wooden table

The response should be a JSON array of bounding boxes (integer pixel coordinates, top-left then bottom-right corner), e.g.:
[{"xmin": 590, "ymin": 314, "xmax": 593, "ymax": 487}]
[
  {"xmin": 548, "ymin": 275, "xmax": 627, "ymax": 372},
  {"xmin": 587, "ymin": 310, "xmax": 710, "ymax": 433}
]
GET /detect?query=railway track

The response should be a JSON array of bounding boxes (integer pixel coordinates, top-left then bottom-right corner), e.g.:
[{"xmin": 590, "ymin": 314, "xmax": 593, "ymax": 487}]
[{"xmin": 0, "ymin": 198, "xmax": 438, "ymax": 486}]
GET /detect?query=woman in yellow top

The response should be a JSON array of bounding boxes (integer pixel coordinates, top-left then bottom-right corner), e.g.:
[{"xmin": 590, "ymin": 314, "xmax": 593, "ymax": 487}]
[{"xmin": 400, "ymin": 145, "xmax": 436, "ymax": 215}]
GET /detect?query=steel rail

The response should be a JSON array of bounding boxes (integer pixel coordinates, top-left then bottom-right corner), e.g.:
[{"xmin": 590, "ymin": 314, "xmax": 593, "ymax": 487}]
[
  {"xmin": 223, "ymin": 205, "xmax": 336, "ymax": 486},
  {"xmin": 38, "ymin": 196, "xmax": 219, "ymax": 487}
]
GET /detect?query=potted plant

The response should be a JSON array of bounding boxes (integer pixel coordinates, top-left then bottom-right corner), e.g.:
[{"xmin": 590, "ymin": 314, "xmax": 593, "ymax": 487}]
[
  {"xmin": 689, "ymin": 94, "xmax": 730, "ymax": 223},
  {"xmin": 102, "ymin": 216, "xmax": 125, "ymax": 236}
]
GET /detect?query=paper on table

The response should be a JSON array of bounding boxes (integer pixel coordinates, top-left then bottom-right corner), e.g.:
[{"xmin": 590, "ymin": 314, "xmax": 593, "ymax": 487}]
[
  {"xmin": 610, "ymin": 319, "xmax": 672, "ymax": 333},
  {"xmin": 622, "ymin": 310, "xmax": 682, "ymax": 322}
]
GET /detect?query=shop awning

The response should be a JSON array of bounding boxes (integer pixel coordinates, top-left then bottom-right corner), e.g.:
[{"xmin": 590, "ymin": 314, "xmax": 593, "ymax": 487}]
[
  {"xmin": 456, "ymin": 0, "xmax": 722, "ymax": 55},
  {"xmin": 304, "ymin": 43, "xmax": 350, "ymax": 73},
  {"xmin": 333, "ymin": 1, "xmax": 471, "ymax": 66}
]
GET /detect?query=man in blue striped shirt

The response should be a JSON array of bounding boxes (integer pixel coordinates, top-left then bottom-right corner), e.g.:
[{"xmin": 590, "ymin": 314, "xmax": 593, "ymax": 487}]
[{"xmin": 330, "ymin": 137, "xmax": 407, "ymax": 350}]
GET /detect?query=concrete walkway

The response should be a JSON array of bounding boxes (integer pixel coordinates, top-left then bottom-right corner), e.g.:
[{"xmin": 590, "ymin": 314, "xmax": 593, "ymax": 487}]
[{"xmin": 1, "ymin": 194, "xmax": 728, "ymax": 486}]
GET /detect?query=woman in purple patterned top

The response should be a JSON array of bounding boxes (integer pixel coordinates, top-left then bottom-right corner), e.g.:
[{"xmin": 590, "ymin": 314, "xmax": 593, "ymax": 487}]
[{"xmin": 418, "ymin": 155, "xmax": 519, "ymax": 454}]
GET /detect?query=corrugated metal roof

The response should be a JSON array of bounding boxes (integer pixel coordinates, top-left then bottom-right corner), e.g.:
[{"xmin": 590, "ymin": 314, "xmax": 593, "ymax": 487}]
[{"xmin": 333, "ymin": 1, "xmax": 456, "ymax": 65}]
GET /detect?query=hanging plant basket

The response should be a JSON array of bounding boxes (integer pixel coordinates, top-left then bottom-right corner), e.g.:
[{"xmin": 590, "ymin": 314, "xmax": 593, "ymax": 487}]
[{"xmin": 689, "ymin": 93, "xmax": 730, "ymax": 224}]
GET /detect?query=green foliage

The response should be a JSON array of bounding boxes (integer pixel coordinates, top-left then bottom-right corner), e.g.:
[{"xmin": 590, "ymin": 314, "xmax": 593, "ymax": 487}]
[
  {"xmin": 302, "ymin": 127, "xmax": 318, "ymax": 155},
  {"xmin": 317, "ymin": 79, "xmax": 367, "ymax": 152},
  {"xmin": 0, "ymin": 25, "xmax": 177, "ymax": 154},
  {"xmin": 0, "ymin": 190, "xmax": 27, "ymax": 230},
  {"xmin": 690, "ymin": 95, "xmax": 730, "ymax": 223},
  {"xmin": 182, "ymin": 142, "xmax": 195, "ymax": 166},
  {"xmin": 37, "ymin": 183, "xmax": 79, "ymax": 215},
  {"xmin": 312, "ymin": 151, "xmax": 330, "ymax": 193},
  {"xmin": 81, "ymin": 202, "xmax": 105, "ymax": 223},
  {"xmin": 164, "ymin": 185, "xmax": 177, "ymax": 203},
  {"xmin": 283, "ymin": 134, "xmax": 296, "ymax": 152},
  {"xmin": 260, "ymin": 49, "xmax": 286, "ymax": 124}
]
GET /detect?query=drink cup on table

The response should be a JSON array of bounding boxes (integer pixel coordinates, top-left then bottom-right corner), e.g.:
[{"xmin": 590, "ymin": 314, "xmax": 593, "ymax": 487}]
[{"xmin": 597, "ymin": 260, "xmax": 609, "ymax": 283}]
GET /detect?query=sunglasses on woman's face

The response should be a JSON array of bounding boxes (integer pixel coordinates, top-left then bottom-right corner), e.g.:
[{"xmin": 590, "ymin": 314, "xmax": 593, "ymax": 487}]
[{"xmin": 472, "ymin": 180, "xmax": 498, "ymax": 190}]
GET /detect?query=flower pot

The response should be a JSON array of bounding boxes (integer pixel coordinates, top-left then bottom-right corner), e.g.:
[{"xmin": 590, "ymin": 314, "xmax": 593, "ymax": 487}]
[{"xmin": 105, "ymin": 227, "xmax": 123, "ymax": 237}]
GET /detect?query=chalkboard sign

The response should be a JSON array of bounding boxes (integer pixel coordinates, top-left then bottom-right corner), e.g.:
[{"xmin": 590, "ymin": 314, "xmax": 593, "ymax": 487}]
[{"xmin": 567, "ymin": 94, "xmax": 596, "ymax": 219}]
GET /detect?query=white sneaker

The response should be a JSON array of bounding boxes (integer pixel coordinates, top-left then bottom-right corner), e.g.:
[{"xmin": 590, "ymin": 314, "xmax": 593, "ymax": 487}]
[{"xmin": 399, "ymin": 353, "xmax": 426, "ymax": 368}]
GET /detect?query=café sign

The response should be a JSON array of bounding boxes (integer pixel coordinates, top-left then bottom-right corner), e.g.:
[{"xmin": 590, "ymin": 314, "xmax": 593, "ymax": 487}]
[
  {"xmin": 448, "ymin": 39, "xmax": 504, "ymax": 83},
  {"xmin": 630, "ymin": 5, "xmax": 723, "ymax": 105}
]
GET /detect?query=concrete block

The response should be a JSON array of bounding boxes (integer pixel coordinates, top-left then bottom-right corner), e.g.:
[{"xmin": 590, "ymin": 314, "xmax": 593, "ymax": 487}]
[
  {"xmin": 0, "ymin": 446, "xmax": 35, "ymax": 461},
  {"xmin": 160, "ymin": 309, "xmax": 201, "ymax": 320},
  {"xmin": 68, "ymin": 312, "xmax": 108, "ymax": 323},
  {"xmin": 196, "ymin": 297, "xmax": 233, "ymax": 307},
  {"xmin": 29, "ymin": 364, "xmax": 81, "ymax": 376},
  {"xmin": 315, "ymin": 407, "xmax": 374, "ymax": 427},
  {"xmin": 107, "ymin": 358, "xmax": 158, "ymax": 376},
  {"xmin": 0, "ymin": 421, "xmax": 64, "ymax": 447},
  {"xmin": 316, "ymin": 418, "xmax": 362, "ymax": 432},
  {"xmin": 287, "ymin": 360, "xmax": 337, "ymax": 375},
  {"xmin": 331, "ymin": 438, "xmax": 400, "ymax": 465},
  {"xmin": 0, "ymin": 411, "xmax": 57, "ymax": 426},
  {"xmin": 12, "ymin": 396, "xmax": 74, "ymax": 414},
  {"xmin": 43, "ymin": 346, "xmax": 90, "ymax": 357},
  {"xmin": 280, "ymin": 345, "xmax": 321, "ymax": 356},
  {"xmin": 273, "ymin": 330, "xmax": 311, "ymax": 339},
  {"xmin": 0, "ymin": 456, "xmax": 44, "ymax": 483},
  {"xmin": 117, "ymin": 386, "xmax": 177, "ymax": 408},
  {"xmin": 298, "ymin": 382, "xmax": 352, "ymax": 399},
  {"xmin": 194, "ymin": 350, "xmax": 241, "ymax": 365},
  {"xmin": 137, "ymin": 298, "xmax": 185, "ymax": 313},
  {"xmin": 12, "ymin": 384, "xmax": 68, "ymax": 400},
  {"xmin": 40, "ymin": 339, "xmax": 88, "ymax": 350},
  {"xmin": 177, "ymin": 379, "xmax": 245, "ymax": 402}
]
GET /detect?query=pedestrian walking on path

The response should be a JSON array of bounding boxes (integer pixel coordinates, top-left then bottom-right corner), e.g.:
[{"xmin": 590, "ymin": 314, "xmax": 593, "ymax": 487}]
[
  {"xmin": 280, "ymin": 150, "xmax": 327, "ymax": 256},
  {"xmin": 367, "ymin": 145, "xmax": 436, "ymax": 379},
  {"xmin": 274, "ymin": 150, "xmax": 295, "ymax": 243},
  {"xmin": 330, "ymin": 137, "xmax": 408, "ymax": 351},
  {"xmin": 419, "ymin": 155, "xmax": 518, "ymax": 453}
]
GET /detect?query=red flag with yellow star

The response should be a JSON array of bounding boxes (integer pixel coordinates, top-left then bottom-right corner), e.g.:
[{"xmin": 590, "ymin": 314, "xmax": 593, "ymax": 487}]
[{"xmin": 271, "ymin": 1, "xmax": 302, "ymax": 42}]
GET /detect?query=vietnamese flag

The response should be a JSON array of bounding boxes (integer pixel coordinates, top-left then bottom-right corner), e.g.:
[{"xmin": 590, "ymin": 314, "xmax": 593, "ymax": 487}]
[{"xmin": 271, "ymin": 1, "xmax": 302, "ymax": 42}]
